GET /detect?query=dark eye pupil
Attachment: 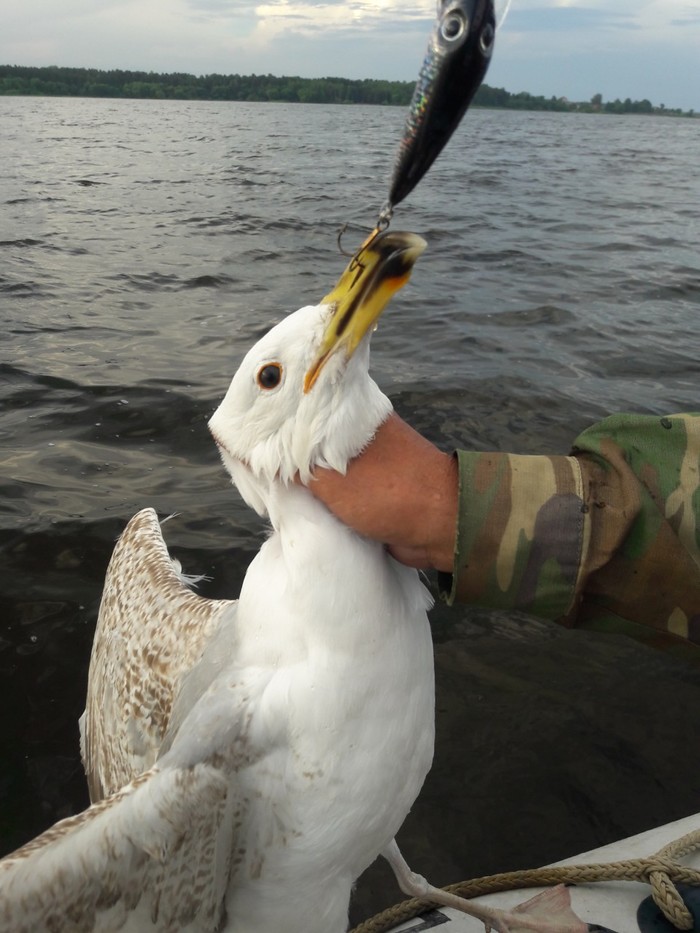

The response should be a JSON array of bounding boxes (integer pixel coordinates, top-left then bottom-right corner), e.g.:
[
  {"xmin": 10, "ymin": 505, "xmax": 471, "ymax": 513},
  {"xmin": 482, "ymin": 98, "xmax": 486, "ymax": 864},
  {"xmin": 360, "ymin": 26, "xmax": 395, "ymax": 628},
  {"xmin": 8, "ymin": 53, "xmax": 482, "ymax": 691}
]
[
  {"xmin": 441, "ymin": 12, "xmax": 465, "ymax": 40},
  {"xmin": 258, "ymin": 364, "xmax": 281, "ymax": 389}
]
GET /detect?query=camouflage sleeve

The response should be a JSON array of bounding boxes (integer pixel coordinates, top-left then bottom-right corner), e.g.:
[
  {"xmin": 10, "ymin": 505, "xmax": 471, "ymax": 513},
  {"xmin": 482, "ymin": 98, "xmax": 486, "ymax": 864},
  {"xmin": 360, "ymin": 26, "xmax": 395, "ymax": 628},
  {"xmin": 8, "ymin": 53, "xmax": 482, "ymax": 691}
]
[
  {"xmin": 439, "ymin": 413, "xmax": 700, "ymax": 659},
  {"xmin": 438, "ymin": 451, "xmax": 591, "ymax": 617}
]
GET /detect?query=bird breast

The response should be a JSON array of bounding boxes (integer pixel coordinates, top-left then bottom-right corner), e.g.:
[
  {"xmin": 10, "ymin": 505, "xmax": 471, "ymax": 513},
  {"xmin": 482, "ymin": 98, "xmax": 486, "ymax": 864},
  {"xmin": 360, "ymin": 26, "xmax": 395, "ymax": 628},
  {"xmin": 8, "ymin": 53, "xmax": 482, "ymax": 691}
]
[{"xmin": 233, "ymin": 487, "xmax": 435, "ymax": 877}]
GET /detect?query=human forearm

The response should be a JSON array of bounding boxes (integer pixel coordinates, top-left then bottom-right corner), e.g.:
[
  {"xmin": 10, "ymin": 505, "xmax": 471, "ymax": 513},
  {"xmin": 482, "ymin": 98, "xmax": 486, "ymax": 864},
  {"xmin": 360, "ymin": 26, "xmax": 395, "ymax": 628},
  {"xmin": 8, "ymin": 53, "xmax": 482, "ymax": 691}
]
[
  {"xmin": 308, "ymin": 410, "xmax": 700, "ymax": 657},
  {"xmin": 308, "ymin": 413, "xmax": 458, "ymax": 571}
]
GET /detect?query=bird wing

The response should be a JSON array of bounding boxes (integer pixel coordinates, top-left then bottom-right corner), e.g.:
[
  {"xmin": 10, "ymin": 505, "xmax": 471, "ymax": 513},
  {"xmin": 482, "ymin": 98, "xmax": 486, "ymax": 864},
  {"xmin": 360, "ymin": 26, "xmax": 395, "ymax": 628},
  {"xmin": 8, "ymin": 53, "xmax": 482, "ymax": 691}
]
[
  {"xmin": 3, "ymin": 576, "xmax": 282, "ymax": 933},
  {"xmin": 0, "ymin": 682, "xmax": 275, "ymax": 933},
  {"xmin": 0, "ymin": 764, "xmax": 230, "ymax": 933},
  {"xmin": 80, "ymin": 507, "xmax": 237, "ymax": 801}
]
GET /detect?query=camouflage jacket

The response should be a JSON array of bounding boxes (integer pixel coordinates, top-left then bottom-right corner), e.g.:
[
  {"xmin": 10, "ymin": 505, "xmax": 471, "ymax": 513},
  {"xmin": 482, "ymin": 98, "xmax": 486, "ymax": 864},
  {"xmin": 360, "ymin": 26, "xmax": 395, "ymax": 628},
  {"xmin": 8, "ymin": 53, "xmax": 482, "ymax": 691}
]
[{"xmin": 439, "ymin": 413, "xmax": 700, "ymax": 664}]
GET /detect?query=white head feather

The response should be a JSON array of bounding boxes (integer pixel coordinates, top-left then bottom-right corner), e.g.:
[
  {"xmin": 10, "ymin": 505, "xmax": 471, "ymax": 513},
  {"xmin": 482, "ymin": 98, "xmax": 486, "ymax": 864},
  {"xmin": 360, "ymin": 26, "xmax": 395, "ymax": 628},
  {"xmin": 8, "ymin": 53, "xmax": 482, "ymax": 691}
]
[{"xmin": 208, "ymin": 302, "xmax": 392, "ymax": 517}]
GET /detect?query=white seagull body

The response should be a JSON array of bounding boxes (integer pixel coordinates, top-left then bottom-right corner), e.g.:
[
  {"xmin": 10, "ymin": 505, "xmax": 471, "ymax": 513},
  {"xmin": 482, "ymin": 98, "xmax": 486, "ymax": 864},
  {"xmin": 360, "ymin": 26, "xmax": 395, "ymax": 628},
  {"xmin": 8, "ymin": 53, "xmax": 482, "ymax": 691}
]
[
  {"xmin": 0, "ymin": 231, "xmax": 583, "ymax": 933},
  {"xmin": 0, "ymin": 234, "xmax": 435, "ymax": 933}
]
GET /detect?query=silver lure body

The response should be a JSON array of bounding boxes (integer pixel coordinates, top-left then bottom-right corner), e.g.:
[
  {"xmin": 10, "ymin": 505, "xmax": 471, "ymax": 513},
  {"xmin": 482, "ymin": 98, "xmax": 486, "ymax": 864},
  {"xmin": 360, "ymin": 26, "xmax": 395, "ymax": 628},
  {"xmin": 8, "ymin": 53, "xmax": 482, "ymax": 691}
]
[{"xmin": 386, "ymin": 0, "xmax": 496, "ymax": 211}]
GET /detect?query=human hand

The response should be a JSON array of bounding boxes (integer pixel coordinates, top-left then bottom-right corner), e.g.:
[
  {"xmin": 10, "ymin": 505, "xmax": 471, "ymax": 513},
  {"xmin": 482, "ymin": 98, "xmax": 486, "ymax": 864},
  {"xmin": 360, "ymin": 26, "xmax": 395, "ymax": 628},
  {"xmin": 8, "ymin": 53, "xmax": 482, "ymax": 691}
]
[{"xmin": 308, "ymin": 413, "xmax": 457, "ymax": 571}]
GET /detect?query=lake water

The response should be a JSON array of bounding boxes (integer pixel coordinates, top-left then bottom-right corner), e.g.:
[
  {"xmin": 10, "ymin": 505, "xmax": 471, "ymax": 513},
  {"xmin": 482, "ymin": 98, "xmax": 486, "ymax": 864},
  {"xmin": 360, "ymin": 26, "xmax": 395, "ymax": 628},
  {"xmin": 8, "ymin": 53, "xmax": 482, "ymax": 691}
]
[{"xmin": 1, "ymin": 96, "xmax": 700, "ymax": 922}]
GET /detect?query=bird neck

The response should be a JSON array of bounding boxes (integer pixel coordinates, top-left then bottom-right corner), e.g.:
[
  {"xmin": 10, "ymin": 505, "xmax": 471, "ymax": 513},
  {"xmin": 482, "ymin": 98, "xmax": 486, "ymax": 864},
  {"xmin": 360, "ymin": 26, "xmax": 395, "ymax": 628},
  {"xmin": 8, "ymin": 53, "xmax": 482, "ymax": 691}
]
[
  {"xmin": 265, "ymin": 479, "xmax": 353, "ymax": 541},
  {"xmin": 236, "ymin": 479, "xmax": 431, "ymax": 655}
]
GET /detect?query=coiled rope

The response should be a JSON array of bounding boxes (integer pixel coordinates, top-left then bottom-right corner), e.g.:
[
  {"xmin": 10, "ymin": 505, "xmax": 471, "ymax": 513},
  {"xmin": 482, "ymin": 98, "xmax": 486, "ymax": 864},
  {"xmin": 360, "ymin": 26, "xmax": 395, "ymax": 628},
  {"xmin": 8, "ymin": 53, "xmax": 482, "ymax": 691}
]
[{"xmin": 350, "ymin": 827, "xmax": 700, "ymax": 933}]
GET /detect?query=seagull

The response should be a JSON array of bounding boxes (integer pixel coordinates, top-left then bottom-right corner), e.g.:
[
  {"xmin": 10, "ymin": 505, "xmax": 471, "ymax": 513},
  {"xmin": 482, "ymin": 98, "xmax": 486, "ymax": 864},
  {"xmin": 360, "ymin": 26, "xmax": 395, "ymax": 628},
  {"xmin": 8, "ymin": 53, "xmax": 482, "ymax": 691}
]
[{"xmin": 0, "ymin": 231, "xmax": 583, "ymax": 933}]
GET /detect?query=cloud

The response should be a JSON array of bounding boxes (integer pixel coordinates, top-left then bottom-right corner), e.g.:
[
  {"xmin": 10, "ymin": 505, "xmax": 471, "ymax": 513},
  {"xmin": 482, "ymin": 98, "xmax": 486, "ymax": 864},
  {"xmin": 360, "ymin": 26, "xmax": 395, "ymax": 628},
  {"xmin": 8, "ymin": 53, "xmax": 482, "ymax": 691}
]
[
  {"xmin": 187, "ymin": 0, "xmax": 250, "ymax": 10},
  {"xmin": 249, "ymin": 0, "xmax": 432, "ymax": 41},
  {"xmin": 505, "ymin": 6, "xmax": 640, "ymax": 32},
  {"xmin": 670, "ymin": 13, "xmax": 700, "ymax": 25}
]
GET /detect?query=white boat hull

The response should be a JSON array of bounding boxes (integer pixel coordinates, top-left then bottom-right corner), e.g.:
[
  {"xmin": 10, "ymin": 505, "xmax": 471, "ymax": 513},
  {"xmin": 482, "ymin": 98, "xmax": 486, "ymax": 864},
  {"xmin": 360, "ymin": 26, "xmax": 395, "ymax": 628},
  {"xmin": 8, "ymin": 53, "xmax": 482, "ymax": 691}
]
[{"xmin": 388, "ymin": 813, "xmax": 700, "ymax": 932}]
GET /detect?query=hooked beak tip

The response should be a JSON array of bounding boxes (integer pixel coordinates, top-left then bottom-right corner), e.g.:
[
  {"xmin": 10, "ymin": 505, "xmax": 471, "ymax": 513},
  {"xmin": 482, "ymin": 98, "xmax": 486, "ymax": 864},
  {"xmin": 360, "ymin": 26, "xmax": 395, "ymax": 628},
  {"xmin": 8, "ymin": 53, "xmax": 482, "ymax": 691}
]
[{"xmin": 303, "ymin": 229, "xmax": 426, "ymax": 392}]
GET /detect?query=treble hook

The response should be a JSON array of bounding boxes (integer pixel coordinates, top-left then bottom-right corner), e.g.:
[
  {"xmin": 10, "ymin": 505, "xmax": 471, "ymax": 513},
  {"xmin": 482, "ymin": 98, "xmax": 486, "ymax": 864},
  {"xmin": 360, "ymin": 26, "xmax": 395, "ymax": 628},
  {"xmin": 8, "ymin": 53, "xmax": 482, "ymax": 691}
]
[
  {"xmin": 336, "ymin": 222, "xmax": 354, "ymax": 257},
  {"xmin": 336, "ymin": 197, "xmax": 394, "ymax": 258},
  {"xmin": 337, "ymin": 220, "xmax": 384, "ymax": 260}
]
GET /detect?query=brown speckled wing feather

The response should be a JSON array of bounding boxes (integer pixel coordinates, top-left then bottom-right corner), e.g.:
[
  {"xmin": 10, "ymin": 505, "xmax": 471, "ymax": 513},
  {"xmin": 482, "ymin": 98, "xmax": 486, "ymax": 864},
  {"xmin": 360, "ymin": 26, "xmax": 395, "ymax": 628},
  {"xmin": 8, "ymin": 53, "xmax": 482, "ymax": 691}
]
[
  {"xmin": 0, "ymin": 762, "xmax": 235, "ymax": 932},
  {"xmin": 81, "ymin": 508, "xmax": 237, "ymax": 801}
]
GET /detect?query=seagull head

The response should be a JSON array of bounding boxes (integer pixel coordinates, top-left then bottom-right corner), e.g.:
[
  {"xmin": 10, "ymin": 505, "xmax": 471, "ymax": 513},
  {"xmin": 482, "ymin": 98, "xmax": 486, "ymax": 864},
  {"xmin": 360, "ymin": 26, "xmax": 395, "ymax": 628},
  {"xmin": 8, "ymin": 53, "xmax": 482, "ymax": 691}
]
[{"xmin": 209, "ymin": 230, "xmax": 426, "ymax": 516}]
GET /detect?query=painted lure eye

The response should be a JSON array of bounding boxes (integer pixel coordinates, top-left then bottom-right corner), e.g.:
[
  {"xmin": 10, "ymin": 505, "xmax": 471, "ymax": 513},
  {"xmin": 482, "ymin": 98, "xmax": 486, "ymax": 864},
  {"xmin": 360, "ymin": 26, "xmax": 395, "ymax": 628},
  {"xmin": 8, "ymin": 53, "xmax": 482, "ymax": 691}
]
[
  {"xmin": 441, "ymin": 10, "xmax": 467, "ymax": 42},
  {"xmin": 256, "ymin": 363, "xmax": 283, "ymax": 390},
  {"xmin": 480, "ymin": 22, "xmax": 495, "ymax": 55}
]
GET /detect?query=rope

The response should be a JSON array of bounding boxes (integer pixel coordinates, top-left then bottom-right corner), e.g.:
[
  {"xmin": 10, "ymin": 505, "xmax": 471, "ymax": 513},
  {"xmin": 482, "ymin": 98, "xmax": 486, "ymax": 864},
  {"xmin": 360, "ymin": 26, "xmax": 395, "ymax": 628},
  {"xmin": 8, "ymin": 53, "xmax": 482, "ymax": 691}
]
[{"xmin": 350, "ymin": 827, "xmax": 700, "ymax": 933}]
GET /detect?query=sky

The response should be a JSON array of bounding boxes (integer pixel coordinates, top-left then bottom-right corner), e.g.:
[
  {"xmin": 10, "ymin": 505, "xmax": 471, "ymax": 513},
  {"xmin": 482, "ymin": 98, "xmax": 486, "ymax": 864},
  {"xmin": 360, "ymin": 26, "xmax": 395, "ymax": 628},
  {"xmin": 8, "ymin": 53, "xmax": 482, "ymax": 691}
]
[{"xmin": 1, "ymin": 0, "xmax": 699, "ymax": 110}]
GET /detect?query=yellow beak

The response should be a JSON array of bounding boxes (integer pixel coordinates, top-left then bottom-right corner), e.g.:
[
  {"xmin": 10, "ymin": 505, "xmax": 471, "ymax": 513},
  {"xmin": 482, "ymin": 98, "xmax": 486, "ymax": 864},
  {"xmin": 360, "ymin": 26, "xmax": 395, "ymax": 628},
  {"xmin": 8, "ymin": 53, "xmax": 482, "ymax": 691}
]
[{"xmin": 303, "ymin": 229, "xmax": 427, "ymax": 393}]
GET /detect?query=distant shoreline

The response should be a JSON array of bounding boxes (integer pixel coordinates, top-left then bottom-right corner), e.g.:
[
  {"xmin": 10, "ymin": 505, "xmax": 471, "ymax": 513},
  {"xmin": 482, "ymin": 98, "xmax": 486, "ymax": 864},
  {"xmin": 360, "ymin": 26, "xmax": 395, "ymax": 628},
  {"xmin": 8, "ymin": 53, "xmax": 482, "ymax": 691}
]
[{"xmin": 1, "ymin": 65, "xmax": 696, "ymax": 118}]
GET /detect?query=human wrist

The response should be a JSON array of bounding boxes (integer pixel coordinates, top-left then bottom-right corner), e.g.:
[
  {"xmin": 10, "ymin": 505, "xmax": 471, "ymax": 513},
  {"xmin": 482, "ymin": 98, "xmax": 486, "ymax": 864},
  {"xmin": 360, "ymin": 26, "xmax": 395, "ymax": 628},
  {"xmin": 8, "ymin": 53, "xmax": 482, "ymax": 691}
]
[{"xmin": 419, "ymin": 449, "xmax": 458, "ymax": 572}]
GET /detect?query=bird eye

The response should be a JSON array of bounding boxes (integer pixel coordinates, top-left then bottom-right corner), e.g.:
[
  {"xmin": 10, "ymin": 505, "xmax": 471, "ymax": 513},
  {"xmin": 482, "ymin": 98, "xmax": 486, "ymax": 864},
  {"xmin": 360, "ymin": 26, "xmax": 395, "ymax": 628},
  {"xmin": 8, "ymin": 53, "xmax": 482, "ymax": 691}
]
[
  {"xmin": 256, "ymin": 363, "xmax": 283, "ymax": 390},
  {"xmin": 441, "ymin": 10, "xmax": 467, "ymax": 42}
]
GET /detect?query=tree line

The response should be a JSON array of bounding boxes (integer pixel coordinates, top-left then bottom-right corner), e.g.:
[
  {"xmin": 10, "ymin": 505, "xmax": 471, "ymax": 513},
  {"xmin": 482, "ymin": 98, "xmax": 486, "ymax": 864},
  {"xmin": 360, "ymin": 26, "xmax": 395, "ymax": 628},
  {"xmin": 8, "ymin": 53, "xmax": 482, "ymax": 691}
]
[
  {"xmin": 0, "ymin": 66, "xmax": 413, "ymax": 105},
  {"xmin": 476, "ymin": 85, "xmax": 693, "ymax": 117},
  {"xmin": 0, "ymin": 65, "xmax": 694, "ymax": 117}
]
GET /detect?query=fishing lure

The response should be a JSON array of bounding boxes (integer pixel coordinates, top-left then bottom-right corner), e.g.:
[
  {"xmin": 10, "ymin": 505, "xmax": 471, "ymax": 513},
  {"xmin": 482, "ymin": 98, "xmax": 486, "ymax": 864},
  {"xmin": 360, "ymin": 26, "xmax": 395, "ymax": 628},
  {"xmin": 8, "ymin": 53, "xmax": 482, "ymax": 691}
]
[{"xmin": 379, "ymin": 0, "xmax": 498, "ymax": 226}]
